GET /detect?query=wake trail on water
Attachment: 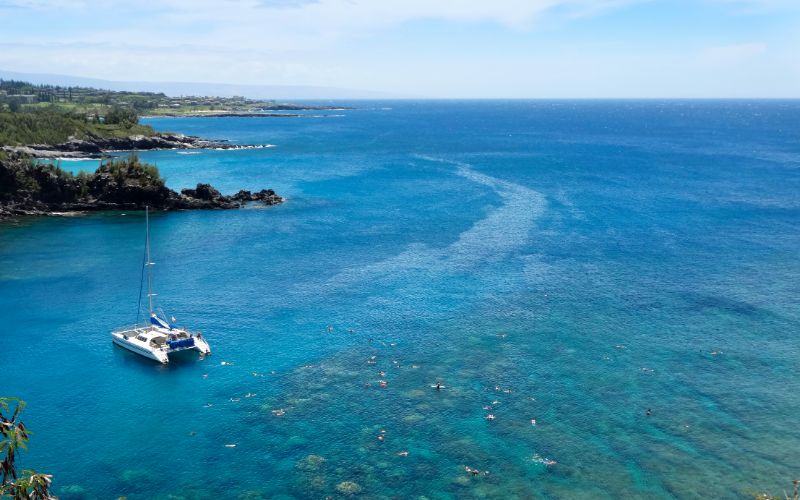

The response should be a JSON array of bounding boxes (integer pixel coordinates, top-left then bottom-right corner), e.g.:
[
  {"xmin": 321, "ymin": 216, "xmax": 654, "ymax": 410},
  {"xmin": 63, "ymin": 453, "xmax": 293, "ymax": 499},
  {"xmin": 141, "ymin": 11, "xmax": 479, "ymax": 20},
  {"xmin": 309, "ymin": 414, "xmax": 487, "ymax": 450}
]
[
  {"xmin": 419, "ymin": 155, "xmax": 546, "ymax": 269},
  {"xmin": 297, "ymin": 156, "xmax": 546, "ymax": 298}
]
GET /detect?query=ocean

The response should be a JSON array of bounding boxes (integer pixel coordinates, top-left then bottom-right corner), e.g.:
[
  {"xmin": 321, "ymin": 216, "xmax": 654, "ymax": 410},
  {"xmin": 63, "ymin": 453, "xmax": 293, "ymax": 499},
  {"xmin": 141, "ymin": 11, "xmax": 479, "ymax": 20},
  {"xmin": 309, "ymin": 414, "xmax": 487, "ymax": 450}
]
[{"xmin": 2, "ymin": 100, "xmax": 799, "ymax": 499}]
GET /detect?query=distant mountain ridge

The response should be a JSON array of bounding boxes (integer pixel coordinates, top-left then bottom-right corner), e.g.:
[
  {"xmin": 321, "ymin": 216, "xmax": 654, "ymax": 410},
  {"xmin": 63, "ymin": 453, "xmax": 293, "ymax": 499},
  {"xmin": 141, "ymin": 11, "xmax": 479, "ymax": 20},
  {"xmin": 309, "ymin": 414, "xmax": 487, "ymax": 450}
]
[{"xmin": 0, "ymin": 69, "xmax": 397, "ymax": 100}]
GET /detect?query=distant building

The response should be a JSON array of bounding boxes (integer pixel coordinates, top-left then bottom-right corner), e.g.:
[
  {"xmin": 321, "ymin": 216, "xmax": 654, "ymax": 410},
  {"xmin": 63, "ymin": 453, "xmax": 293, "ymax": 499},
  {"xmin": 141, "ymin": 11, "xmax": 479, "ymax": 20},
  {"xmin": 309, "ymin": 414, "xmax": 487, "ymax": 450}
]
[{"xmin": 8, "ymin": 94, "xmax": 36, "ymax": 103}]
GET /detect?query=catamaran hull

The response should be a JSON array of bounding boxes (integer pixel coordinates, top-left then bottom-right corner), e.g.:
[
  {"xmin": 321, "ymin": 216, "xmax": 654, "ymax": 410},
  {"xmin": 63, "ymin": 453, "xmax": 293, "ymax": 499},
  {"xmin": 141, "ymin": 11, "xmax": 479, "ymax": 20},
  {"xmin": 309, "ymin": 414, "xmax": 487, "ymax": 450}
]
[
  {"xmin": 193, "ymin": 337, "xmax": 211, "ymax": 355},
  {"xmin": 111, "ymin": 330, "xmax": 210, "ymax": 364},
  {"xmin": 112, "ymin": 333, "xmax": 169, "ymax": 363}
]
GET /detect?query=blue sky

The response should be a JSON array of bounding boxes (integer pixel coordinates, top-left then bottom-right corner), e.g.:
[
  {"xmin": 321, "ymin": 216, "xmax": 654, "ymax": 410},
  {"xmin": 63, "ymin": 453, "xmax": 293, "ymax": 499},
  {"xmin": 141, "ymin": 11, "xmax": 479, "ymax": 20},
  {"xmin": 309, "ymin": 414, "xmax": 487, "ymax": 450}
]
[{"xmin": 0, "ymin": 0, "xmax": 798, "ymax": 97}]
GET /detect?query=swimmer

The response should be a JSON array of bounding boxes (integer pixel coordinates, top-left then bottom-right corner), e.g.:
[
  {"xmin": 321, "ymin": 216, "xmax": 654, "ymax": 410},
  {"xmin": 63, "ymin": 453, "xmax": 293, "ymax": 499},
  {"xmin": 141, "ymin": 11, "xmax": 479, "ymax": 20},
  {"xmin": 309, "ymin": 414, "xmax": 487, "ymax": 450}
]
[
  {"xmin": 646, "ymin": 408, "xmax": 652, "ymax": 416},
  {"xmin": 190, "ymin": 431, "xmax": 196, "ymax": 436},
  {"xmin": 203, "ymin": 403, "xmax": 213, "ymax": 408},
  {"xmin": 272, "ymin": 408, "xmax": 286, "ymax": 416},
  {"xmin": 230, "ymin": 397, "xmax": 240, "ymax": 402},
  {"xmin": 202, "ymin": 374, "xmax": 208, "ymax": 379},
  {"xmin": 379, "ymin": 380, "xmax": 388, "ymax": 388},
  {"xmin": 483, "ymin": 405, "xmax": 493, "ymax": 411},
  {"xmin": 397, "ymin": 451, "xmax": 409, "ymax": 457},
  {"xmin": 531, "ymin": 419, "xmax": 537, "ymax": 426},
  {"xmin": 224, "ymin": 444, "xmax": 237, "ymax": 448},
  {"xmin": 485, "ymin": 414, "xmax": 496, "ymax": 421},
  {"xmin": 245, "ymin": 393, "xmax": 256, "ymax": 398},
  {"xmin": 377, "ymin": 434, "xmax": 385, "ymax": 442},
  {"xmin": 379, "ymin": 371, "xmax": 386, "ymax": 377},
  {"xmin": 221, "ymin": 361, "xmax": 233, "ymax": 366},
  {"xmin": 532, "ymin": 453, "xmax": 557, "ymax": 466},
  {"xmin": 326, "ymin": 324, "xmax": 333, "ymax": 333}
]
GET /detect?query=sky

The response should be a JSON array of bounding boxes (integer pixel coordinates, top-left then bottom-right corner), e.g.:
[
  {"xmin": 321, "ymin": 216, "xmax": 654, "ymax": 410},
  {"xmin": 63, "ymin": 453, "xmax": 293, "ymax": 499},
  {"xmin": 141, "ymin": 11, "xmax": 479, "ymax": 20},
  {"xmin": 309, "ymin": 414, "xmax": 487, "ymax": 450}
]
[{"xmin": 0, "ymin": 0, "xmax": 798, "ymax": 97}]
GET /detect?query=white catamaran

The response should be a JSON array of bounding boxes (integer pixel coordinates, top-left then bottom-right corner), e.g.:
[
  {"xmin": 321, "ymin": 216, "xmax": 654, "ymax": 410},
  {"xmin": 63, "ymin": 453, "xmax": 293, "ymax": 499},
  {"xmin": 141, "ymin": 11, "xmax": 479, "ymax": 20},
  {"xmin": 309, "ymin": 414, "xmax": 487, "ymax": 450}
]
[{"xmin": 111, "ymin": 207, "xmax": 211, "ymax": 364}]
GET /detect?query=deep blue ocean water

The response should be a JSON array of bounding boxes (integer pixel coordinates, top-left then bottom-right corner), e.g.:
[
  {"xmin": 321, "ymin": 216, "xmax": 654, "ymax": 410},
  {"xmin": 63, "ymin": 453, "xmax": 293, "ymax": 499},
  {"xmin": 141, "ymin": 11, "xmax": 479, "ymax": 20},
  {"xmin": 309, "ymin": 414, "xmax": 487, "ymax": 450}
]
[{"xmin": 2, "ymin": 101, "xmax": 800, "ymax": 499}]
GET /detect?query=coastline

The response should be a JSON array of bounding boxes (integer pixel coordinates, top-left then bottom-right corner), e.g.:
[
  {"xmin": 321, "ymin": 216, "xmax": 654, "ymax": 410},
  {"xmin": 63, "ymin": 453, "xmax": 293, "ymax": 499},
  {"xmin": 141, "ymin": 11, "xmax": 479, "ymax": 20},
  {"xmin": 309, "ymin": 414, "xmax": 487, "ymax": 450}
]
[
  {"xmin": 140, "ymin": 105, "xmax": 352, "ymax": 118},
  {"xmin": 141, "ymin": 112, "xmax": 302, "ymax": 118},
  {"xmin": 1, "ymin": 132, "xmax": 275, "ymax": 159},
  {"xmin": 0, "ymin": 152, "xmax": 285, "ymax": 219}
]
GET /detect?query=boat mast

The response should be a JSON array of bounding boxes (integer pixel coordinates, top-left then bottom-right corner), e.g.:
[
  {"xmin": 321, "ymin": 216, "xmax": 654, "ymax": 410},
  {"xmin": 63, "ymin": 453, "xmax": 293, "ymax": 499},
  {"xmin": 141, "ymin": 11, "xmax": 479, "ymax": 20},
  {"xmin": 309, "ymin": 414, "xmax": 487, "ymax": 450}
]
[{"xmin": 146, "ymin": 206, "xmax": 155, "ymax": 316}]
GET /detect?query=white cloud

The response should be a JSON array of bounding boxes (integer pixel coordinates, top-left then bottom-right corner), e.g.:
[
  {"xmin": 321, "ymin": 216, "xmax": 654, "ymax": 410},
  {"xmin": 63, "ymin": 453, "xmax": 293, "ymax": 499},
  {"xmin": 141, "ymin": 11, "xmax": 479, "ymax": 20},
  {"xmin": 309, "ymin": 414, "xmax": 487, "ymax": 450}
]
[
  {"xmin": 0, "ymin": 0, "xmax": 797, "ymax": 96},
  {"xmin": 0, "ymin": 0, "xmax": 643, "ymax": 85}
]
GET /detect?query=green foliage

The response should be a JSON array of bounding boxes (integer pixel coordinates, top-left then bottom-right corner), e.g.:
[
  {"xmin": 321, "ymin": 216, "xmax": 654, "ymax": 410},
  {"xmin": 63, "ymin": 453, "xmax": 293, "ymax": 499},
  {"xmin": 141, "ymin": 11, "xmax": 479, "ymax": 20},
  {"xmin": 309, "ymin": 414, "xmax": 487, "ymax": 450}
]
[
  {"xmin": 76, "ymin": 171, "xmax": 91, "ymax": 198},
  {"xmin": 104, "ymin": 106, "xmax": 139, "ymax": 127},
  {"xmin": 0, "ymin": 397, "xmax": 53, "ymax": 499},
  {"xmin": 0, "ymin": 153, "xmax": 165, "ymax": 206},
  {"xmin": 0, "ymin": 155, "xmax": 37, "ymax": 200},
  {"xmin": 0, "ymin": 108, "xmax": 154, "ymax": 146},
  {"xmin": 0, "ymin": 79, "xmax": 166, "ymax": 110},
  {"xmin": 98, "ymin": 154, "xmax": 164, "ymax": 188},
  {"xmin": 0, "ymin": 78, "xmax": 304, "ymax": 119}
]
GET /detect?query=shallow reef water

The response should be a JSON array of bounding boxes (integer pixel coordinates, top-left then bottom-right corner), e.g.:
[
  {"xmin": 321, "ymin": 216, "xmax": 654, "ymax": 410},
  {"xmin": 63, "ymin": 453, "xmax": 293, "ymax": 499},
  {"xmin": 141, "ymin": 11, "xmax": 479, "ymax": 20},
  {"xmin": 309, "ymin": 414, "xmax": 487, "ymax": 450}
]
[{"xmin": 2, "ymin": 100, "xmax": 800, "ymax": 499}]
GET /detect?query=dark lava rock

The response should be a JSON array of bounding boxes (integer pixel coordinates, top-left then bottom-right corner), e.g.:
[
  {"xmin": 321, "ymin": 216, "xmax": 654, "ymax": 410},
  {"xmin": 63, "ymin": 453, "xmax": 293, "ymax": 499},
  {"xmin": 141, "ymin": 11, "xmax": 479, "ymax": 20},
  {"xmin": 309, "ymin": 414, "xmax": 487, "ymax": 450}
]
[
  {"xmin": 0, "ymin": 153, "xmax": 284, "ymax": 218},
  {"xmin": 181, "ymin": 183, "xmax": 222, "ymax": 201}
]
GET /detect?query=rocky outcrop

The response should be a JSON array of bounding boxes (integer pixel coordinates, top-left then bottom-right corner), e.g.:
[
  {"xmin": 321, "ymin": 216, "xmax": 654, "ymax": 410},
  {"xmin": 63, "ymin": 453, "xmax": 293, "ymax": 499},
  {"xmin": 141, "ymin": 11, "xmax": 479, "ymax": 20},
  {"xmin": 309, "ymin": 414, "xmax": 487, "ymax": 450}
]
[
  {"xmin": 0, "ymin": 152, "xmax": 284, "ymax": 218},
  {"xmin": 1, "ymin": 133, "xmax": 271, "ymax": 159},
  {"xmin": 232, "ymin": 188, "xmax": 283, "ymax": 205}
]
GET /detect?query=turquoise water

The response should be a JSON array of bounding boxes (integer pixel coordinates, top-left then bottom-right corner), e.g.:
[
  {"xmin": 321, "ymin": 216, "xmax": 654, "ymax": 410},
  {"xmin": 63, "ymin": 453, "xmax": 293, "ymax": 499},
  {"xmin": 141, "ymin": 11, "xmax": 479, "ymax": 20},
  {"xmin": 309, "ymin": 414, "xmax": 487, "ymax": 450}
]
[{"xmin": 2, "ymin": 101, "xmax": 800, "ymax": 499}]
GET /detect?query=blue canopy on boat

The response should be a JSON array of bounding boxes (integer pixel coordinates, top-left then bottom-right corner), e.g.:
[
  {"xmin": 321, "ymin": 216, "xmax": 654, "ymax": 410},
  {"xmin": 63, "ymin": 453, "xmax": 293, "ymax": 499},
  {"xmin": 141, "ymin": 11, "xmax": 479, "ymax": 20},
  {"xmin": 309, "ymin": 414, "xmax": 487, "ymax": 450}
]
[
  {"xmin": 168, "ymin": 338, "xmax": 195, "ymax": 349},
  {"xmin": 150, "ymin": 314, "xmax": 172, "ymax": 330}
]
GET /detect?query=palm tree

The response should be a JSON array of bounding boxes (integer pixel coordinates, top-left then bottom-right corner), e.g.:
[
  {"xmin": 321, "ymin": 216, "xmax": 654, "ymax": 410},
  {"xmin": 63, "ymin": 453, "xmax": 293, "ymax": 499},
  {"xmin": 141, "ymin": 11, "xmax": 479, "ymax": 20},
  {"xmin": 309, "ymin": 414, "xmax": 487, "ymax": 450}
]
[{"xmin": 0, "ymin": 398, "xmax": 54, "ymax": 499}]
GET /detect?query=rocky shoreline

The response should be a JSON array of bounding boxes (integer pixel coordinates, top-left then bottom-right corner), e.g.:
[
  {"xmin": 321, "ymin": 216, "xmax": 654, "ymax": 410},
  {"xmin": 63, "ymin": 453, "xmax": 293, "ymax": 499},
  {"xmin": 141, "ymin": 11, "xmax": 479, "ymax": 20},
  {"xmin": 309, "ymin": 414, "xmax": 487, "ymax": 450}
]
[
  {"xmin": 1, "ymin": 132, "xmax": 271, "ymax": 159},
  {"xmin": 0, "ymin": 152, "xmax": 284, "ymax": 218},
  {"xmin": 0, "ymin": 186, "xmax": 284, "ymax": 218},
  {"xmin": 142, "ymin": 112, "xmax": 303, "ymax": 118}
]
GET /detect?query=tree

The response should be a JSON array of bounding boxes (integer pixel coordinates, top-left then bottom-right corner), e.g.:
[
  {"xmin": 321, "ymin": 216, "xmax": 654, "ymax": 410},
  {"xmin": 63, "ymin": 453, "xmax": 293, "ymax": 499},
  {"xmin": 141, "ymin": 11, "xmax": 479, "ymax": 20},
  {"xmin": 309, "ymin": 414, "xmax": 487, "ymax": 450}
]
[
  {"xmin": 104, "ymin": 106, "xmax": 139, "ymax": 128},
  {"xmin": 0, "ymin": 398, "xmax": 54, "ymax": 500}
]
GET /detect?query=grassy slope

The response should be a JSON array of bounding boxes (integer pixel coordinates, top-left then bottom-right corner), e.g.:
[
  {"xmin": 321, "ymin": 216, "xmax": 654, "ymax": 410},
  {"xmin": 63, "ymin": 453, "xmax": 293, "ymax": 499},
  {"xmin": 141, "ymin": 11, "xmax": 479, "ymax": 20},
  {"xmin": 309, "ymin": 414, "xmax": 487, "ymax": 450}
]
[{"xmin": 0, "ymin": 110, "xmax": 155, "ymax": 146}]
